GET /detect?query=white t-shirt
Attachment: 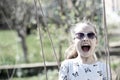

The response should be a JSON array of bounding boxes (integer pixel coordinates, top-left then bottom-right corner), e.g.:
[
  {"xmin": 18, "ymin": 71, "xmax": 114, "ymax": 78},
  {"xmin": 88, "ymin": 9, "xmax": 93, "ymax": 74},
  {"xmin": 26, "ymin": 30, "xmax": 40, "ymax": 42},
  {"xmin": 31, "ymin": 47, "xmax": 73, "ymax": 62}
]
[{"xmin": 59, "ymin": 58, "xmax": 110, "ymax": 80}]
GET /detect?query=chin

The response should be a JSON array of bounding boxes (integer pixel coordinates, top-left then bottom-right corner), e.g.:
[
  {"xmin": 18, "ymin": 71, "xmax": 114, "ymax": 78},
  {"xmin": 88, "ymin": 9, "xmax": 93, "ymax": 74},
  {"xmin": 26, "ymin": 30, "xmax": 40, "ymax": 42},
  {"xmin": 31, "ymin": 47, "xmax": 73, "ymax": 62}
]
[{"xmin": 81, "ymin": 53, "xmax": 91, "ymax": 57}]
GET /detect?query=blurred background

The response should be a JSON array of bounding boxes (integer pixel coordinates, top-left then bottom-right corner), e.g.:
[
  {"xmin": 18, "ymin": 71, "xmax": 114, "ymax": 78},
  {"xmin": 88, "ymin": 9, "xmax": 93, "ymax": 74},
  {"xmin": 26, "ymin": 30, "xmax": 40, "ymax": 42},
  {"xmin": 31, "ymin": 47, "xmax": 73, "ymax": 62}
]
[{"xmin": 0, "ymin": 0, "xmax": 120, "ymax": 80}]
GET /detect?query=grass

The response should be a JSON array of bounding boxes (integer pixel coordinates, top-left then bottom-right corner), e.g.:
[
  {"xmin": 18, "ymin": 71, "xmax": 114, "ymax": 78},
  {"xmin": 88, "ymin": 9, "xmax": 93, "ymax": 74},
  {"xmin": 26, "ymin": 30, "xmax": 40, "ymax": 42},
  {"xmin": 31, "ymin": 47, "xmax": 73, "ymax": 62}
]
[
  {"xmin": 0, "ymin": 29, "xmax": 65, "ymax": 79},
  {"xmin": 0, "ymin": 29, "xmax": 68, "ymax": 65},
  {"xmin": 0, "ymin": 30, "xmax": 21, "ymax": 65}
]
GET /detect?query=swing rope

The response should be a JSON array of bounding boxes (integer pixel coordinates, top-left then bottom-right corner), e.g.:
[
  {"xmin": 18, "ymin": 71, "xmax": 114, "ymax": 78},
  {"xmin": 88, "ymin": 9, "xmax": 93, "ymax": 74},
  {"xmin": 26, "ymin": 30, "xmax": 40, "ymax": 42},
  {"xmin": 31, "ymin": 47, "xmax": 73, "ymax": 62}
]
[
  {"xmin": 36, "ymin": 0, "xmax": 60, "ymax": 68},
  {"xmin": 102, "ymin": 0, "xmax": 112, "ymax": 79},
  {"xmin": 33, "ymin": 0, "xmax": 61, "ymax": 80},
  {"xmin": 33, "ymin": 0, "xmax": 48, "ymax": 80}
]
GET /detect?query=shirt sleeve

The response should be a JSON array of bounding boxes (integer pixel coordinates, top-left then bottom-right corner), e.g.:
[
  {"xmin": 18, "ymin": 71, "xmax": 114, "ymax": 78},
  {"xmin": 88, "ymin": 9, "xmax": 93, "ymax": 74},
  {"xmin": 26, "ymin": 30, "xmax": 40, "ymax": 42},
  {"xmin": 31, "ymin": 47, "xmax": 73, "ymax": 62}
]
[{"xmin": 59, "ymin": 60, "xmax": 69, "ymax": 80}]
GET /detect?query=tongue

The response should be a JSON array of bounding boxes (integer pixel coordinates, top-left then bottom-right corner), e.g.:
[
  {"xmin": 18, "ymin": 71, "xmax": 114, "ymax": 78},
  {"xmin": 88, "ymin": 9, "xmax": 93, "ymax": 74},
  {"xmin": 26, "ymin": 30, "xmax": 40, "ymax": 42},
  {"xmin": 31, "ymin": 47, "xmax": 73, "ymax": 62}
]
[{"xmin": 82, "ymin": 47, "xmax": 89, "ymax": 52}]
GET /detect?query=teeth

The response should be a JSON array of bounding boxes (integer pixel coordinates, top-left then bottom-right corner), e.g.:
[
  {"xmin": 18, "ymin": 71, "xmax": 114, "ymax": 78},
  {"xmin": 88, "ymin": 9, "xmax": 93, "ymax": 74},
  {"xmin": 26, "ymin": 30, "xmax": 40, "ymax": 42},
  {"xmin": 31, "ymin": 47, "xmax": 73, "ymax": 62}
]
[{"xmin": 83, "ymin": 44, "xmax": 89, "ymax": 46}]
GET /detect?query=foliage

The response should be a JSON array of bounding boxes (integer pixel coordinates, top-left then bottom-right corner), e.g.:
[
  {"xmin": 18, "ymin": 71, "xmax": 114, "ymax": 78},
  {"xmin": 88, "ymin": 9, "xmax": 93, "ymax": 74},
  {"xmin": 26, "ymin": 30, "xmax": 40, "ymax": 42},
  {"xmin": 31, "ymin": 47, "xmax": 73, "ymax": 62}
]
[
  {"xmin": 0, "ymin": 0, "xmax": 103, "ymax": 29},
  {"xmin": 0, "ymin": 0, "xmax": 17, "ymax": 24},
  {"xmin": 111, "ymin": 60, "xmax": 120, "ymax": 70}
]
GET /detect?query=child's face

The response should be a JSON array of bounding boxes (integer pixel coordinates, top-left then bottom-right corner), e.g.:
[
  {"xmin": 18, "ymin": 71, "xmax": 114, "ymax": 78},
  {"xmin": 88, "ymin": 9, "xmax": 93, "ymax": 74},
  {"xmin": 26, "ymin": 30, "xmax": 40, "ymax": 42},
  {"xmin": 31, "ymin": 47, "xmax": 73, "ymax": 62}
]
[{"xmin": 74, "ymin": 23, "xmax": 97, "ymax": 57}]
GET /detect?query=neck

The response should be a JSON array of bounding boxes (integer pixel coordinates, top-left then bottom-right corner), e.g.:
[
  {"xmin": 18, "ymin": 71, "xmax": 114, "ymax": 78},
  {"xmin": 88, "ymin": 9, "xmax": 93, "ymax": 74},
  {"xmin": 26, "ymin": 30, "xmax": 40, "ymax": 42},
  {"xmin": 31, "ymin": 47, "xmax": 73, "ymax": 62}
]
[{"xmin": 77, "ymin": 55, "xmax": 97, "ymax": 64}]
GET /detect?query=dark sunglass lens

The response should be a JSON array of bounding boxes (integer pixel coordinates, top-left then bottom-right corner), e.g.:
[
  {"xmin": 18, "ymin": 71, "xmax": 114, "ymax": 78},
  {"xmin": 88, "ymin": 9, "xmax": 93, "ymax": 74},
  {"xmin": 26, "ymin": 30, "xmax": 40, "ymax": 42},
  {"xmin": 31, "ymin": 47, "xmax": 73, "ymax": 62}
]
[
  {"xmin": 88, "ymin": 33, "xmax": 95, "ymax": 39},
  {"xmin": 77, "ymin": 33, "xmax": 84, "ymax": 39}
]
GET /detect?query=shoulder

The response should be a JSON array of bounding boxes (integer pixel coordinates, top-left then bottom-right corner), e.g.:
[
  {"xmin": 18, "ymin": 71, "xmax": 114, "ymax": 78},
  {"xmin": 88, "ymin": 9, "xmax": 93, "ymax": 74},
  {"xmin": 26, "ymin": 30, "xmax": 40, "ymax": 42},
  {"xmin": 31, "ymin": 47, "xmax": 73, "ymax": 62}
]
[
  {"xmin": 96, "ymin": 61, "xmax": 107, "ymax": 70},
  {"xmin": 60, "ymin": 59, "xmax": 76, "ymax": 67},
  {"xmin": 98, "ymin": 61, "xmax": 106, "ymax": 65},
  {"xmin": 61, "ymin": 59, "xmax": 75, "ymax": 64}
]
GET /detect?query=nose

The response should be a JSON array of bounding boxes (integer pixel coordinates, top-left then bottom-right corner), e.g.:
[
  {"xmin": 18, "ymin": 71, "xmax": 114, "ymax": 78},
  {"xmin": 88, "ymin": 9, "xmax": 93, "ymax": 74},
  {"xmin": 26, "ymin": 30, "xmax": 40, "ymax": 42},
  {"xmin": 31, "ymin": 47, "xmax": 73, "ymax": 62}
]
[{"xmin": 83, "ymin": 35, "xmax": 89, "ymax": 41}]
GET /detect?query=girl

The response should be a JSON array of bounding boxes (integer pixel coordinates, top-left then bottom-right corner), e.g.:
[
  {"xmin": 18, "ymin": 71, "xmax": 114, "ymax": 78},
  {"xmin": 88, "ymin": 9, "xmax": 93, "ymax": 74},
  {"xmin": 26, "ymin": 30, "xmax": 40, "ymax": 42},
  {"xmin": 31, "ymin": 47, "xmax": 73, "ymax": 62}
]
[{"xmin": 59, "ymin": 22, "xmax": 110, "ymax": 80}]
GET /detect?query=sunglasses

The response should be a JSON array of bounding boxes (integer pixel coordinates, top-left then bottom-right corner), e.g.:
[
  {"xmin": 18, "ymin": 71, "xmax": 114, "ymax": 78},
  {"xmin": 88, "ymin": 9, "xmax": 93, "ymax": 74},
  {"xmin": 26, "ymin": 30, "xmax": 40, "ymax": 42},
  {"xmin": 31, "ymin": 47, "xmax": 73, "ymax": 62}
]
[{"xmin": 75, "ymin": 32, "xmax": 96, "ymax": 39}]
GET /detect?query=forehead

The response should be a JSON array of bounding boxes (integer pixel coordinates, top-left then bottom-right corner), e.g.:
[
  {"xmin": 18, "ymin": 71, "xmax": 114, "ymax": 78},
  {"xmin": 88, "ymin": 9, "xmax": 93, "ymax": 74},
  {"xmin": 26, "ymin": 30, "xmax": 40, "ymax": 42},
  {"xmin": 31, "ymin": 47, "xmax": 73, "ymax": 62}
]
[{"xmin": 74, "ymin": 23, "xmax": 95, "ymax": 33}]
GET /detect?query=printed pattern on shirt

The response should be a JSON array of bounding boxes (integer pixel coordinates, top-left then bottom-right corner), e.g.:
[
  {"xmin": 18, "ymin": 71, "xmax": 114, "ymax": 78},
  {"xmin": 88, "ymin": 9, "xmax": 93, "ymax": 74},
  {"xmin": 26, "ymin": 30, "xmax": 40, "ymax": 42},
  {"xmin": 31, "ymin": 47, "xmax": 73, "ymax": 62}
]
[{"xmin": 59, "ymin": 60, "xmax": 108, "ymax": 80}]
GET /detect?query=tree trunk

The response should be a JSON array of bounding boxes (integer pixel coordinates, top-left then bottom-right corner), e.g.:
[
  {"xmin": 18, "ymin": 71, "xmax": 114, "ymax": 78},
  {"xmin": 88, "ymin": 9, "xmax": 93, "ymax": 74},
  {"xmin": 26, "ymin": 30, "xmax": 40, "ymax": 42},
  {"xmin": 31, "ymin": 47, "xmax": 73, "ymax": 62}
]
[{"xmin": 16, "ymin": 26, "xmax": 29, "ymax": 63}]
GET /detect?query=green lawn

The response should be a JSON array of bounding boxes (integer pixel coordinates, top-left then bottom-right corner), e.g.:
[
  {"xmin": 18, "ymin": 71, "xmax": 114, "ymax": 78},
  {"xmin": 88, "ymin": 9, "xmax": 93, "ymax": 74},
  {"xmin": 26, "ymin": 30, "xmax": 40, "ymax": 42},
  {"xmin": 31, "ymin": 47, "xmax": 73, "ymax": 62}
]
[{"xmin": 0, "ymin": 30, "xmax": 68, "ymax": 65}]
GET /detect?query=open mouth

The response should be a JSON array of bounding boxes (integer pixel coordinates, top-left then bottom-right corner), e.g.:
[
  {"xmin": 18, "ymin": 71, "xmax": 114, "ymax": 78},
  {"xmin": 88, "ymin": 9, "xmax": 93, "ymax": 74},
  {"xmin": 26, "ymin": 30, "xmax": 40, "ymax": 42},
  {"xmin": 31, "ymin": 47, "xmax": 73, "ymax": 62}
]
[{"xmin": 81, "ymin": 45, "xmax": 91, "ymax": 52}]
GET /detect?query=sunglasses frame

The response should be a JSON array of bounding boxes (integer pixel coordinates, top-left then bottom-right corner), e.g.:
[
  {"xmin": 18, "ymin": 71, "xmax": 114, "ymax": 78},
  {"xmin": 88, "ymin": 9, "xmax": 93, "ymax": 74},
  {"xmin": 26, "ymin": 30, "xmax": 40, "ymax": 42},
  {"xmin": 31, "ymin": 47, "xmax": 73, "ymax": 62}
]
[{"xmin": 75, "ymin": 32, "xmax": 96, "ymax": 39}]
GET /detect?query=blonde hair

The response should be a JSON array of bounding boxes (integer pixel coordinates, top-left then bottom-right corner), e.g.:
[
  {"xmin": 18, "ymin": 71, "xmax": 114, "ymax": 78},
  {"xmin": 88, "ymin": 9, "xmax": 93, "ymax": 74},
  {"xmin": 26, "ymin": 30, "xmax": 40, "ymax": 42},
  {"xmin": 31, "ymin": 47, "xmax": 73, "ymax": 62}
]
[
  {"xmin": 65, "ymin": 21, "xmax": 97, "ymax": 59},
  {"xmin": 65, "ymin": 44, "xmax": 78, "ymax": 59},
  {"xmin": 71, "ymin": 21, "xmax": 97, "ymax": 39}
]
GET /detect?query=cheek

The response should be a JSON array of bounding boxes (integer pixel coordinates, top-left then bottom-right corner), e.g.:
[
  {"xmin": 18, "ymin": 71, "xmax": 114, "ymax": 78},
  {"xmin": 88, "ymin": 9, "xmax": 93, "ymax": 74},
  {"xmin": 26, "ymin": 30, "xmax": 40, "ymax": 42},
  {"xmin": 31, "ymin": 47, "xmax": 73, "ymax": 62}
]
[
  {"xmin": 74, "ymin": 40, "xmax": 82, "ymax": 52},
  {"xmin": 74, "ymin": 39, "xmax": 81, "ymax": 46},
  {"xmin": 91, "ymin": 39, "xmax": 97, "ymax": 48}
]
